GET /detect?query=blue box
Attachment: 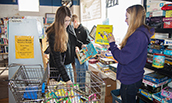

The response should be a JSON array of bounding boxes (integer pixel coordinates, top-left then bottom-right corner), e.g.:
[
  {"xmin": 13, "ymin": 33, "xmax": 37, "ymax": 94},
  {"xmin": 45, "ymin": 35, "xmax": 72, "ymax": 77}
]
[
  {"xmin": 143, "ymin": 72, "xmax": 169, "ymax": 84},
  {"xmin": 111, "ymin": 89, "xmax": 122, "ymax": 103}
]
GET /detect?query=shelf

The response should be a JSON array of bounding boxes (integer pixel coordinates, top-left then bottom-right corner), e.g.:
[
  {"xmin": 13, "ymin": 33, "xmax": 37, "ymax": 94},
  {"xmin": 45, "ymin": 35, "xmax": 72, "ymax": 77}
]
[
  {"xmin": 136, "ymin": 93, "xmax": 154, "ymax": 103},
  {"xmin": 0, "ymin": 33, "xmax": 4, "ymax": 35},
  {"xmin": 0, "ymin": 53, "xmax": 8, "ymax": 55},
  {"xmin": 155, "ymin": 28, "xmax": 172, "ymax": 34},
  {"xmin": 0, "ymin": 24, "xmax": 4, "ymax": 25},
  {"xmin": 0, "ymin": 44, "xmax": 8, "ymax": 46},
  {"xmin": 145, "ymin": 63, "xmax": 172, "ymax": 78}
]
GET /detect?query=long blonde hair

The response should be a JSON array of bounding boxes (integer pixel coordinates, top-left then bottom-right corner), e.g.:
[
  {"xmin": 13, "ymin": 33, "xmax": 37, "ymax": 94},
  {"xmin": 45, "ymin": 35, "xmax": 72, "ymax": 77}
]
[
  {"xmin": 47, "ymin": 6, "xmax": 71, "ymax": 52},
  {"xmin": 120, "ymin": 5, "xmax": 150, "ymax": 49}
]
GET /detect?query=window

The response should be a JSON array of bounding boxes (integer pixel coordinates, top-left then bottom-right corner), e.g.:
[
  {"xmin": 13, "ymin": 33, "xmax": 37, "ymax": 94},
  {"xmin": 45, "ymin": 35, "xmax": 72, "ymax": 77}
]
[{"xmin": 18, "ymin": 0, "xmax": 39, "ymax": 12}]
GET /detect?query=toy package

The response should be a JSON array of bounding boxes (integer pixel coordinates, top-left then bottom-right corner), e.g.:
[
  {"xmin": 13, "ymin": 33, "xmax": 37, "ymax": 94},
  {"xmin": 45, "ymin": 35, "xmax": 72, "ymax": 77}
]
[
  {"xmin": 95, "ymin": 25, "xmax": 113, "ymax": 45},
  {"xmin": 76, "ymin": 42, "xmax": 97, "ymax": 65},
  {"xmin": 143, "ymin": 72, "xmax": 169, "ymax": 84}
]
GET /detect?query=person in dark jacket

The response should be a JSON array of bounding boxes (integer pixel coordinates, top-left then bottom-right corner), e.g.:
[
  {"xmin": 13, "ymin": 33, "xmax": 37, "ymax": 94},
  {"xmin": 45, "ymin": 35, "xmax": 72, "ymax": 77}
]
[
  {"xmin": 107, "ymin": 5, "xmax": 154, "ymax": 103},
  {"xmin": 64, "ymin": 24, "xmax": 84, "ymax": 82},
  {"xmin": 71, "ymin": 14, "xmax": 90, "ymax": 87},
  {"xmin": 46, "ymin": 6, "xmax": 72, "ymax": 85}
]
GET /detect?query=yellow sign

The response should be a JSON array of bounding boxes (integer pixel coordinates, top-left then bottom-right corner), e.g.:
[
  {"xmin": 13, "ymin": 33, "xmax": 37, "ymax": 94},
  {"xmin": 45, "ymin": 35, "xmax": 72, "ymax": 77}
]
[
  {"xmin": 15, "ymin": 36, "xmax": 34, "ymax": 59},
  {"xmin": 95, "ymin": 25, "xmax": 113, "ymax": 45}
]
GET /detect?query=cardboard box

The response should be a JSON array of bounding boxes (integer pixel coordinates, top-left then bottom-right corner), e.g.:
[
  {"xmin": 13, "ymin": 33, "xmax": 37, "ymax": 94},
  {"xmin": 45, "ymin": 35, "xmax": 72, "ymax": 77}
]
[
  {"xmin": 105, "ymin": 95, "xmax": 113, "ymax": 103},
  {"xmin": 103, "ymin": 77, "xmax": 116, "ymax": 96}
]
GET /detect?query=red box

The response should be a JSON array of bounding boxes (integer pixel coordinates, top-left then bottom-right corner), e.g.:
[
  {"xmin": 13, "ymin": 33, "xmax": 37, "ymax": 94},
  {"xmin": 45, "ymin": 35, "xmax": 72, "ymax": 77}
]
[{"xmin": 163, "ymin": 17, "xmax": 172, "ymax": 28}]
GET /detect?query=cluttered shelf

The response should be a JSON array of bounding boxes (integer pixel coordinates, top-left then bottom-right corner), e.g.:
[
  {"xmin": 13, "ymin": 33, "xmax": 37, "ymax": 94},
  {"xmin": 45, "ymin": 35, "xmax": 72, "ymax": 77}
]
[
  {"xmin": 155, "ymin": 28, "xmax": 172, "ymax": 34},
  {"xmin": 145, "ymin": 63, "xmax": 172, "ymax": 78}
]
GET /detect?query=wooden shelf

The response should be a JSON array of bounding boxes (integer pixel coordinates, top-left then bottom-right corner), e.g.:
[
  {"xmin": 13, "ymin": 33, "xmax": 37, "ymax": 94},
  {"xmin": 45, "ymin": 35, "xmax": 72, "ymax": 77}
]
[
  {"xmin": 0, "ymin": 53, "xmax": 8, "ymax": 55},
  {"xmin": 0, "ymin": 24, "xmax": 4, "ymax": 25},
  {"xmin": 0, "ymin": 44, "xmax": 8, "ymax": 46},
  {"xmin": 145, "ymin": 63, "xmax": 172, "ymax": 78}
]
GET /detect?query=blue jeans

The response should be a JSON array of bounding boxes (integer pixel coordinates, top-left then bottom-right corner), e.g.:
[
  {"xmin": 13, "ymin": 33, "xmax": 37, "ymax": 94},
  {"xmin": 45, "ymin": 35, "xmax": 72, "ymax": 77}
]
[
  {"xmin": 75, "ymin": 58, "xmax": 88, "ymax": 89},
  {"xmin": 64, "ymin": 63, "xmax": 75, "ymax": 82},
  {"xmin": 120, "ymin": 79, "xmax": 142, "ymax": 103}
]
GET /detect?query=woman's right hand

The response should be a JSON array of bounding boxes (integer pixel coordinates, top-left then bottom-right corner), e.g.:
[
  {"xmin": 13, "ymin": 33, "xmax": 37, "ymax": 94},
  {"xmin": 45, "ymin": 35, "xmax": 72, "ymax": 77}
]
[
  {"xmin": 107, "ymin": 33, "xmax": 115, "ymax": 43},
  {"xmin": 66, "ymin": 80, "xmax": 73, "ymax": 88}
]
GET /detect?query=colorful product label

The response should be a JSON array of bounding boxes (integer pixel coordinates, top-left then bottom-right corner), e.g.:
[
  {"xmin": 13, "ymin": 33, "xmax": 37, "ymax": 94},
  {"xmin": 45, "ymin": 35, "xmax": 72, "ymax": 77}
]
[{"xmin": 152, "ymin": 54, "xmax": 165, "ymax": 68}]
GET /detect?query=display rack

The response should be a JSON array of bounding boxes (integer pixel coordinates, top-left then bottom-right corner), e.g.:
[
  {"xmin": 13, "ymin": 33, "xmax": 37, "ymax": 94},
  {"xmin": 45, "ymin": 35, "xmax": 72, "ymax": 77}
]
[
  {"xmin": 137, "ymin": 0, "xmax": 172, "ymax": 102},
  {"xmin": 0, "ymin": 23, "xmax": 8, "ymax": 67}
]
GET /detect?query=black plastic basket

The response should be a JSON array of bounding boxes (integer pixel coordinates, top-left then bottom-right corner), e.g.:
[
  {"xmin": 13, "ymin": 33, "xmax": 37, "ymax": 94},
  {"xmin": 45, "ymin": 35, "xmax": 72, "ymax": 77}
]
[{"xmin": 111, "ymin": 89, "xmax": 122, "ymax": 103}]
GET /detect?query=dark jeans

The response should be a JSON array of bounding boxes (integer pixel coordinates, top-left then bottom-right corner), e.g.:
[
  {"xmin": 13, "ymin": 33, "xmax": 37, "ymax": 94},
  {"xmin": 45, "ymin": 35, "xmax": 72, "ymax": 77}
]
[{"xmin": 120, "ymin": 79, "xmax": 142, "ymax": 103}]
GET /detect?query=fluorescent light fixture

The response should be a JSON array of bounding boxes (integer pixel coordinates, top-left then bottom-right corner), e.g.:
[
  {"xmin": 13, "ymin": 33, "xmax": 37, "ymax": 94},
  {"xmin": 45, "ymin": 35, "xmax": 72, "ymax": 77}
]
[{"xmin": 18, "ymin": 0, "xmax": 39, "ymax": 12}]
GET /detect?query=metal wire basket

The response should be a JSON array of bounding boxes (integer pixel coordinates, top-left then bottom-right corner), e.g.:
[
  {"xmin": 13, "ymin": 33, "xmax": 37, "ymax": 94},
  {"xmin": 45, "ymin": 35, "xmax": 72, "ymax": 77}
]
[{"xmin": 7, "ymin": 63, "xmax": 106, "ymax": 103}]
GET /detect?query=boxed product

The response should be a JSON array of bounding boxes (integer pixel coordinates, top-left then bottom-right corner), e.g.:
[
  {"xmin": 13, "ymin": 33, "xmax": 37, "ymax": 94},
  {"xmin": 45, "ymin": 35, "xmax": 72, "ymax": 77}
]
[
  {"xmin": 163, "ymin": 17, "xmax": 172, "ymax": 28},
  {"xmin": 165, "ymin": 10, "xmax": 172, "ymax": 17},
  {"xmin": 150, "ymin": 38, "xmax": 165, "ymax": 45},
  {"xmin": 109, "ymin": 63, "xmax": 117, "ymax": 73},
  {"xmin": 98, "ymin": 58, "xmax": 116, "ymax": 65},
  {"xmin": 164, "ymin": 49, "xmax": 172, "ymax": 56},
  {"xmin": 143, "ymin": 72, "xmax": 169, "ymax": 84},
  {"xmin": 147, "ymin": 1, "xmax": 166, "ymax": 12},
  {"xmin": 165, "ymin": 59, "xmax": 172, "ymax": 65},
  {"xmin": 161, "ymin": 86, "xmax": 172, "ymax": 99},
  {"xmin": 143, "ymin": 78, "xmax": 171, "ymax": 88},
  {"xmin": 152, "ymin": 92, "xmax": 172, "ymax": 103},
  {"xmin": 152, "ymin": 10, "xmax": 166, "ymax": 17},
  {"xmin": 96, "ymin": 62, "xmax": 111, "ymax": 73},
  {"xmin": 147, "ymin": 48, "xmax": 163, "ymax": 54},
  {"xmin": 139, "ymin": 88, "xmax": 153, "ymax": 100},
  {"xmin": 146, "ymin": 16, "xmax": 164, "ymax": 29},
  {"xmin": 164, "ymin": 38, "xmax": 172, "ymax": 45}
]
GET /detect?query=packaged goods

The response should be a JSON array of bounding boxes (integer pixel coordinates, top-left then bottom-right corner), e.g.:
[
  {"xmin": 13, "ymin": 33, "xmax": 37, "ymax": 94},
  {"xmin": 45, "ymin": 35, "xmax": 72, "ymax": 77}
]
[
  {"xmin": 143, "ymin": 72, "xmax": 169, "ymax": 84},
  {"xmin": 152, "ymin": 53, "xmax": 165, "ymax": 68}
]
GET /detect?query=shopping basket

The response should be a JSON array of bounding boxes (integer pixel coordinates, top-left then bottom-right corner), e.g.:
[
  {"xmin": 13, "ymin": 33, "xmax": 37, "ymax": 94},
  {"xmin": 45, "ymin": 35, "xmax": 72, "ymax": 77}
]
[
  {"xmin": 5, "ymin": 63, "xmax": 106, "ymax": 103},
  {"xmin": 8, "ymin": 63, "xmax": 49, "ymax": 103},
  {"xmin": 45, "ymin": 68, "xmax": 106, "ymax": 103}
]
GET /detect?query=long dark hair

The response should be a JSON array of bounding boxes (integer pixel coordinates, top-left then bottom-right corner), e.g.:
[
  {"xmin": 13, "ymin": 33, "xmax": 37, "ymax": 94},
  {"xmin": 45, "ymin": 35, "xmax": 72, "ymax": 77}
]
[{"xmin": 47, "ymin": 6, "xmax": 71, "ymax": 52}]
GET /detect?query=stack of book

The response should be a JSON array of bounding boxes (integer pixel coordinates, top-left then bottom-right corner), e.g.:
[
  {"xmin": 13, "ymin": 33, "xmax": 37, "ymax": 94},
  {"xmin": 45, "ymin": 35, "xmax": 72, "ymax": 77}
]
[{"xmin": 139, "ymin": 72, "xmax": 171, "ymax": 101}]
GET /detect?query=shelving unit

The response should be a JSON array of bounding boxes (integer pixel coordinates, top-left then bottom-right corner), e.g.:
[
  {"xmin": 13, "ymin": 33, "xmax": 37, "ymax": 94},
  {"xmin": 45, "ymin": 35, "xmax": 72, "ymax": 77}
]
[
  {"xmin": 0, "ymin": 23, "xmax": 8, "ymax": 67},
  {"xmin": 137, "ymin": 0, "xmax": 172, "ymax": 102}
]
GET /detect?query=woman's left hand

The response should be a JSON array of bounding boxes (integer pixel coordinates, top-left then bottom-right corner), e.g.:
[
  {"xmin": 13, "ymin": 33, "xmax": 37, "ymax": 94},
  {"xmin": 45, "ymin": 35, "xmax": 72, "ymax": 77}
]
[{"xmin": 81, "ymin": 44, "xmax": 87, "ymax": 49}]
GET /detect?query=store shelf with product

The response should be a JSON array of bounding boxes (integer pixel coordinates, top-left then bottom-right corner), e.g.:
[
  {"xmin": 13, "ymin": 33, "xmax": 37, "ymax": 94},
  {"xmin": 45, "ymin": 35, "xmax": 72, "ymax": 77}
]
[
  {"xmin": 138, "ymin": 0, "xmax": 172, "ymax": 102},
  {"xmin": 0, "ymin": 23, "xmax": 8, "ymax": 67}
]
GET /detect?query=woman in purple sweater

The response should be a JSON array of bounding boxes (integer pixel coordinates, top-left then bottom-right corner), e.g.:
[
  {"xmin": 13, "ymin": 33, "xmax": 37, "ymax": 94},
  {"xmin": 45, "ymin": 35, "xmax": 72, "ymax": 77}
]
[{"xmin": 107, "ymin": 5, "xmax": 154, "ymax": 103}]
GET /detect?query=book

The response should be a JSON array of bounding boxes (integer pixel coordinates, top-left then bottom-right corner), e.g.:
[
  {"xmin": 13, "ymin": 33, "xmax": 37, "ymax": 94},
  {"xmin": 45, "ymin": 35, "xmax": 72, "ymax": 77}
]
[
  {"xmin": 152, "ymin": 92, "xmax": 172, "ymax": 103},
  {"xmin": 143, "ymin": 78, "xmax": 171, "ymax": 88},
  {"xmin": 76, "ymin": 42, "xmax": 97, "ymax": 65},
  {"xmin": 95, "ymin": 25, "xmax": 113, "ymax": 45},
  {"xmin": 143, "ymin": 72, "xmax": 169, "ymax": 84}
]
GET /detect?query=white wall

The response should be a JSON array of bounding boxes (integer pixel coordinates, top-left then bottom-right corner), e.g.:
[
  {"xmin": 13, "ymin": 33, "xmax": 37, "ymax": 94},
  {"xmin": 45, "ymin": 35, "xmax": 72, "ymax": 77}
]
[
  {"xmin": 0, "ymin": 4, "xmax": 59, "ymax": 18},
  {"xmin": 81, "ymin": 0, "xmax": 142, "ymax": 45},
  {"xmin": 108, "ymin": 0, "xmax": 142, "ymax": 45}
]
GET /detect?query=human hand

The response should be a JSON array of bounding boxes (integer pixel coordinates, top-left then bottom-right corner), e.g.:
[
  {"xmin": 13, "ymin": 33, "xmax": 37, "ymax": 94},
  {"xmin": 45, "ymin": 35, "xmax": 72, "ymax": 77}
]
[
  {"xmin": 66, "ymin": 80, "xmax": 73, "ymax": 89},
  {"xmin": 75, "ymin": 47, "xmax": 80, "ymax": 53},
  {"xmin": 107, "ymin": 33, "xmax": 115, "ymax": 43},
  {"xmin": 81, "ymin": 44, "xmax": 87, "ymax": 49}
]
